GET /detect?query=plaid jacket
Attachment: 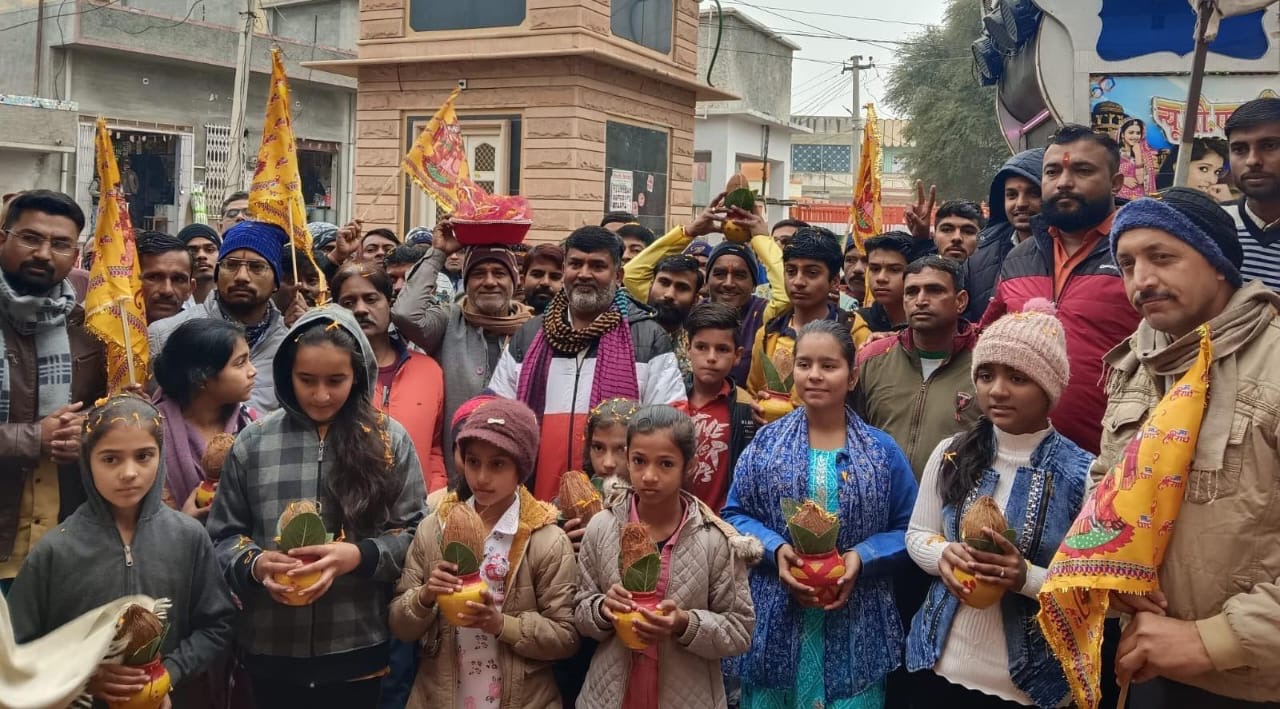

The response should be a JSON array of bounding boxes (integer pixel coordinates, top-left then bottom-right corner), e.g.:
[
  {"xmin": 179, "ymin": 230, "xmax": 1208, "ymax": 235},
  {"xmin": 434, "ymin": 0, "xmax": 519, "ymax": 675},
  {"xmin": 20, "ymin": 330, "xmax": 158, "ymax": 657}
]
[{"xmin": 206, "ymin": 408, "xmax": 426, "ymax": 662}]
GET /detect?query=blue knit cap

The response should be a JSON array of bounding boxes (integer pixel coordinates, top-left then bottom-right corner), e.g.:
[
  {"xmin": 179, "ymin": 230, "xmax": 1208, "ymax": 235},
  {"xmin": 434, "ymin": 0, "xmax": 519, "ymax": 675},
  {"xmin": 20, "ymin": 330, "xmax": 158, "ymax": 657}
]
[
  {"xmin": 219, "ymin": 221, "xmax": 286, "ymax": 286},
  {"xmin": 1110, "ymin": 187, "xmax": 1244, "ymax": 288},
  {"xmin": 706, "ymin": 241, "xmax": 762, "ymax": 286}
]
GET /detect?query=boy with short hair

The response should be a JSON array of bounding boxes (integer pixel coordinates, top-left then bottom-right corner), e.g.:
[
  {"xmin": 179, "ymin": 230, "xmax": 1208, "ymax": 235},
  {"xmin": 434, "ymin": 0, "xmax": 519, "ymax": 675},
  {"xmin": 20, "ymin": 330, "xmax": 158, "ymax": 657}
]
[
  {"xmin": 676, "ymin": 302, "xmax": 758, "ymax": 512},
  {"xmin": 860, "ymin": 231, "xmax": 914, "ymax": 333}
]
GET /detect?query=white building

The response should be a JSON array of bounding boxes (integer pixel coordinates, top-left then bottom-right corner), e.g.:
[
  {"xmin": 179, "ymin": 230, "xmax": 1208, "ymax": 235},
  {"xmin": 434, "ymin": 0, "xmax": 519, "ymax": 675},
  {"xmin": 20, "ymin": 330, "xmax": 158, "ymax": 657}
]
[{"xmin": 694, "ymin": 8, "xmax": 808, "ymax": 227}]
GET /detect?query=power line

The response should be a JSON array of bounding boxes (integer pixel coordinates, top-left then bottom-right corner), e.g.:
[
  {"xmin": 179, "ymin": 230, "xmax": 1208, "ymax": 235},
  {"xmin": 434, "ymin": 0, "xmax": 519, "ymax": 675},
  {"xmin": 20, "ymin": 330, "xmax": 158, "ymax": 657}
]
[
  {"xmin": 0, "ymin": 0, "xmax": 122, "ymax": 34},
  {"xmin": 698, "ymin": 44, "xmax": 846, "ymax": 65},
  {"xmin": 721, "ymin": 0, "xmax": 922, "ymax": 47},
  {"xmin": 721, "ymin": 1, "xmax": 932, "ymax": 27},
  {"xmin": 101, "ymin": 0, "xmax": 204, "ymax": 36}
]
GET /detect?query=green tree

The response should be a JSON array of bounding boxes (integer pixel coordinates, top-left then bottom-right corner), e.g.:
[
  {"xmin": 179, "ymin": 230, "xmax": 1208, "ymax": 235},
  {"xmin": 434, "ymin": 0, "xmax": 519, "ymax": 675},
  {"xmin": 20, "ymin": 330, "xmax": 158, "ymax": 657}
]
[{"xmin": 885, "ymin": 0, "xmax": 1009, "ymax": 201}]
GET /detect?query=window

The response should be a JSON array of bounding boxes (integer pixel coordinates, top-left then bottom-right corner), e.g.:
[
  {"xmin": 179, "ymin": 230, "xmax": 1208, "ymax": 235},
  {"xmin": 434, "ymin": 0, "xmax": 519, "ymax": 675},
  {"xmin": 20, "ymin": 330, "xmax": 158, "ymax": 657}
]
[
  {"xmin": 791, "ymin": 144, "xmax": 851, "ymax": 173},
  {"xmin": 404, "ymin": 116, "xmax": 521, "ymax": 230},
  {"xmin": 611, "ymin": 0, "xmax": 673, "ymax": 54},
  {"xmin": 604, "ymin": 121, "xmax": 669, "ymax": 233},
  {"xmin": 409, "ymin": 0, "xmax": 526, "ymax": 32}
]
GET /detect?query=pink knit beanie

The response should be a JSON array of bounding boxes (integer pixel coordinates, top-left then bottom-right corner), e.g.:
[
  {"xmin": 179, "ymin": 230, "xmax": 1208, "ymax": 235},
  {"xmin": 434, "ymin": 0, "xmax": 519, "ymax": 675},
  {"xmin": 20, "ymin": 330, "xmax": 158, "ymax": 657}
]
[
  {"xmin": 971, "ymin": 298, "xmax": 1070, "ymax": 406},
  {"xmin": 454, "ymin": 397, "xmax": 540, "ymax": 481}
]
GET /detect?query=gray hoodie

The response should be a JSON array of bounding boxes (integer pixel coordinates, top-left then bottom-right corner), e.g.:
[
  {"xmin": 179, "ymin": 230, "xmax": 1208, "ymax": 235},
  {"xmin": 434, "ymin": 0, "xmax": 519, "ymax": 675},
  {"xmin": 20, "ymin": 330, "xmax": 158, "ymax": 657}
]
[
  {"xmin": 6, "ymin": 412, "xmax": 236, "ymax": 690},
  {"xmin": 205, "ymin": 305, "xmax": 426, "ymax": 683}
]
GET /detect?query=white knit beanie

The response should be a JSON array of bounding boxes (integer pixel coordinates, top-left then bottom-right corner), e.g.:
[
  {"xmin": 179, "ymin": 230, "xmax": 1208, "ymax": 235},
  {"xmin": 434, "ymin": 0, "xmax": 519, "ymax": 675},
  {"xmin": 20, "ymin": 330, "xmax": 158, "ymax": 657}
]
[{"xmin": 971, "ymin": 298, "xmax": 1070, "ymax": 406}]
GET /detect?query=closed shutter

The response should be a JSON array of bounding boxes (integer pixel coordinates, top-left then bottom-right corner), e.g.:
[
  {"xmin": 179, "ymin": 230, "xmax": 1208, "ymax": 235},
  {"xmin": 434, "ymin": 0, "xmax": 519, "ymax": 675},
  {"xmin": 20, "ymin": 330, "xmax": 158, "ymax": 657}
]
[{"xmin": 75, "ymin": 122, "xmax": 96, "ymax": 238}]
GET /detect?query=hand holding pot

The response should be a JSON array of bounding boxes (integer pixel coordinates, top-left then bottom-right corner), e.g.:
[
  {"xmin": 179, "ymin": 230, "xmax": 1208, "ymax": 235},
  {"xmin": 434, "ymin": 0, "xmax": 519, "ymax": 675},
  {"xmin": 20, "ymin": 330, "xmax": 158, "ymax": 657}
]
[
  {"xmin": 601, "ymin": 582, "xmax": 634, "ymax": 623},
  {"xmin": 254, "ymin": 550, "xmax": 302, "ymax": 604},
  {"xmin": 822, "ymin": 551, "xmax": 862, "ymax": 611},
  {"xmin": 966, "ymin": 527, "xmax": 1026, "ymax": 592},
  {"xmin": 685, "ymin": 192, "xmax": 728, "ymax": 238},
  {"xmin": 288, "ymin": 541, "xmax": 362, "ymax": 602},
  {"xmin": 938, "ymin": 542, "xmax": 975, "ymax": 600},
  {"xmin": 563, "ymin": 517, "xmax": 586, "ymax": 555},
  {"xmin": 776, "ymin": 544, "xmax": 820, "ymax": 608},
  {"xmin": 422, "ymin": 560, "xmax": 463, "ymax": 608},
  {"xmin": 461, "ymin": 588, "xmax": 506, "ymax": 636},
  {"xmin": 634, "ymin": 600, "xmax": 690, "ymax": 645},
  {"xmin": 90, "ymin": 663, "xmax": 148, "ymax": 704}
]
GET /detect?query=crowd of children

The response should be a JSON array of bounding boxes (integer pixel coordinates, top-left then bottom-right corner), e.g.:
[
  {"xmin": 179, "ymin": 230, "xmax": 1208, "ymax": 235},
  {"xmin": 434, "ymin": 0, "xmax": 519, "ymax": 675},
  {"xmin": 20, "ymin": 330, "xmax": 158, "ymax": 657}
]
[{"xmin": 8, "ymin": 289, "xmax": 1103, "ymax": 709}]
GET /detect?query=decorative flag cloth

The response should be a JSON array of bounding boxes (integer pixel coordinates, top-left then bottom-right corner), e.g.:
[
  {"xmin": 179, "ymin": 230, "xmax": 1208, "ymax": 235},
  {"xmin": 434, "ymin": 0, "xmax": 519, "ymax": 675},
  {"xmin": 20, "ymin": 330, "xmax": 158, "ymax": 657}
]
[
  {"xmin": 84, "ymin": 118, "xmax": 148, "ymax": 392},
  {"xmin": 249, "ymin": 47, "xmax": 327, "ymax": 300},
  {"xmin": 1038, "ymin": 326, "xmax": 1214, "ymax": 708},
  {"xmin": 400, "ymin": 87, "xmax": 530, "ymax": 221},
  {"xmin": 850, "ymin": 103, "xmax": 883, "ymax": 254}
]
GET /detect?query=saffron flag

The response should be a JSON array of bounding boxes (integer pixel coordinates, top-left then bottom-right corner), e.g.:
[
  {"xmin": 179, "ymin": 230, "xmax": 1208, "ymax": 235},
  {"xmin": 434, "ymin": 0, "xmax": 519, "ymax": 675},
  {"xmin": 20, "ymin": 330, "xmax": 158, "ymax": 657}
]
[
  {"xmin": 850, "ymin": 103, "xmax": 883, "ymax": 253},
  {"xmin": 84, "ymin": 118, "xmax": 149, "ymax": 392},
  {"xmin": 401, "ymin": 87, "xmax": 530, "ymax": 221},
  {"xmin": 1038, "ymin": 327, "xmax": 1213, "ymax": 708},
  {"xmin": 249, "ymin": 47, "xmax": 327, "ymax": 299}
]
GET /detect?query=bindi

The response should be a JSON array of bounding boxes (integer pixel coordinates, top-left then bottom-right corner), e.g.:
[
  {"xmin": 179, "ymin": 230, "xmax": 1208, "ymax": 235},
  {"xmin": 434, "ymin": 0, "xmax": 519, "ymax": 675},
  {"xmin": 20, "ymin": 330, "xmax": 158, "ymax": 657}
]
[{"xmin": 1062, "ymin": 152, "xmax": 1072, "ymax": 168}]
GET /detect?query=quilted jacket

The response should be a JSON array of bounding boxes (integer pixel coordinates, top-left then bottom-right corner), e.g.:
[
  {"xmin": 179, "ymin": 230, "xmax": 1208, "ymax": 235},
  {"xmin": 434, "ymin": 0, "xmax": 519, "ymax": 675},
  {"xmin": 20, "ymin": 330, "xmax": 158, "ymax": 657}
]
[
  {"xmin": 573, "ymin": 491, "xmax": 756, "ymax": 709},
  {"xmin": 389, "ymin": 488, "xmax": 579, "ymax": 709}
]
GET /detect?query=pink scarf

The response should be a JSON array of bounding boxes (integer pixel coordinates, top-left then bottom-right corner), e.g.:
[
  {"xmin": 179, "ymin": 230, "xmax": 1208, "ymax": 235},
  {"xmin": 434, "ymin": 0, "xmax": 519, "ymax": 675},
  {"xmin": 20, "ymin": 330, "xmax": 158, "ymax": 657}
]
[{"xmin": 153, "ymin": 394, "xmax": 252, "ymax": 506}]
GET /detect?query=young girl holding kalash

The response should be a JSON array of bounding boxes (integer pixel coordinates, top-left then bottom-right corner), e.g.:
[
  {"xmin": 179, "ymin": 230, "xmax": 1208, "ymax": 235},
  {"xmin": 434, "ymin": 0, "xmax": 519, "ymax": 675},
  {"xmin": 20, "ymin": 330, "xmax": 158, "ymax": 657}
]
[
  {"xmin": 205, "ymin": 306, "xmax": 426, "ymax": 709},
  {"xmin": 721, "ymin": 319, "xmax": 918, "ymax": 709},
  {"xmin": 576, "ymin": 405, "xmax": 755, "ymax": 709},
  {"xmin": 904, "ymin": 306, "xmax": 1093, "ymax": 708},
  {"xmin": 7, "ymin": 394, "xmax": 236, "ymax": 709},
  {"xmin": 390, "ymin": 397, "xmax": 579, "ymax": 709}
]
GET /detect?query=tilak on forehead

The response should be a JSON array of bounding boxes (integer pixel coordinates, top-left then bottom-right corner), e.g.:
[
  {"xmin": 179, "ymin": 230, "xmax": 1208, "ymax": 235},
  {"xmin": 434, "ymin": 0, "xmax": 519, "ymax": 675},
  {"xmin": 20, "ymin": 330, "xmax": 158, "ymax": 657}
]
[{"xmin": 1063, "ymin": 152, "xmax": 1072, "ymax": 167}]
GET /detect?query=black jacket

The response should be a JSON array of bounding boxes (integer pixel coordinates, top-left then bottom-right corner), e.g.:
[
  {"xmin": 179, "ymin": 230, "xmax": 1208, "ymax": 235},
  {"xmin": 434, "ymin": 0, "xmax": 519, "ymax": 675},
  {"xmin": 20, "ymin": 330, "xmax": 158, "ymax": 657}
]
[{"xmin": 963, "ymin": 148, "xmax": 1044, "ymax": 322}]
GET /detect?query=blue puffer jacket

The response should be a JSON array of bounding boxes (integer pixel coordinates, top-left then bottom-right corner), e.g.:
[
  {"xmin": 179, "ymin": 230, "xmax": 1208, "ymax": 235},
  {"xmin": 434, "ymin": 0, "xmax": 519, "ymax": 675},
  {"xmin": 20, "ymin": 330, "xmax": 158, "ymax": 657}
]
[{"xmin": 964, "ymin": 149, "xmax": 1044, "ymax": 323}]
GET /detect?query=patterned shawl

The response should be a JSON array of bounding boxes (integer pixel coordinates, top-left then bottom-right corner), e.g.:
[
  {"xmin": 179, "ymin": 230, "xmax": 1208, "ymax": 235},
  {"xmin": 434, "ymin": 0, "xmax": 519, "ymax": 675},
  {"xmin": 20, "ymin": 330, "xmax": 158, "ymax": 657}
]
[
  {"xmin": 728, "ymin": 406, "xmax": 901, "ymax": 699},
  {"xmin": 1038, "ymin": 326, "xmax": 1213, "ymax": 708}
]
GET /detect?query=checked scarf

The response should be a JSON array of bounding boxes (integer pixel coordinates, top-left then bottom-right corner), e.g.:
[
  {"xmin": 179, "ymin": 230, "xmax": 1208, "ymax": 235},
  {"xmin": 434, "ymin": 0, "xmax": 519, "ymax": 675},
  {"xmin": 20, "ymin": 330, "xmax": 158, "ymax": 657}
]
[
  {"xmin": 516, "ymin": 288, "xmax": 639, "ymax": 421},
  {"xmin": 0, "ymin": 276, "xmax": 75, "ymax": 423},
  {"xmin": 1038, "ymin": 326, "xmax": 1213, "ymax": 708}
]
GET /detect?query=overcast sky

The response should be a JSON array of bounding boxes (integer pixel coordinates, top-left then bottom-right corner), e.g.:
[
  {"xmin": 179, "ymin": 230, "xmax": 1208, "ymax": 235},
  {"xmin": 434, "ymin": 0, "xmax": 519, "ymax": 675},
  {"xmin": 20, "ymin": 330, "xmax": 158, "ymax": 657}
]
[{"xmin": 711, "ymin": 0, "xmax": 952, "ymax": 118}]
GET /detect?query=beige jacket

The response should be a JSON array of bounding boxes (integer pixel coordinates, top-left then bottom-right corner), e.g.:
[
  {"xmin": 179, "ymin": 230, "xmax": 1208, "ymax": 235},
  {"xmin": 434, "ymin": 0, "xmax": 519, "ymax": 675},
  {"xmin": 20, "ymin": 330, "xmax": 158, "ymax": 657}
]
[
  {"xmin": 389, "ymin": 489, "xmax": 579, "ymax": 709},
  {"xmin": 1097, "ymin": 286, "xmax": 1280, "ymax": 701},
  {"xmin": 573, "ymin": 492, "xmax": 756, "ymax": 709}
]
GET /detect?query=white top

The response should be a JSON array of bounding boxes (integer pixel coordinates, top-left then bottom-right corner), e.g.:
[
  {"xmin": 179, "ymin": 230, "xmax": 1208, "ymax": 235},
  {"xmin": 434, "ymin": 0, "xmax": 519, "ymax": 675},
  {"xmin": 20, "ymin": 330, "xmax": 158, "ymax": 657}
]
[
  {"xmin": 907, "ymin": 425, "xmax": 1064, "ymax": 707},
  {"xmin": 454, "ymin": 494, "xmax": 520, "ymax": 709},
  {"xmin": 919, "ymin": 354, "xmax": 947, "ymax": 381}
]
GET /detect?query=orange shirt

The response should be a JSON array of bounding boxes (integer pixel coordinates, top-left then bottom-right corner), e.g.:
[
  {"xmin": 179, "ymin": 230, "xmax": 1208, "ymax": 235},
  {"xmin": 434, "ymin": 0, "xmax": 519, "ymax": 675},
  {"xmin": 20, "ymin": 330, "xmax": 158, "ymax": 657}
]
[{"xmin": 1050, "ymin": 212, "xmax": 1115, "ymax": 299}]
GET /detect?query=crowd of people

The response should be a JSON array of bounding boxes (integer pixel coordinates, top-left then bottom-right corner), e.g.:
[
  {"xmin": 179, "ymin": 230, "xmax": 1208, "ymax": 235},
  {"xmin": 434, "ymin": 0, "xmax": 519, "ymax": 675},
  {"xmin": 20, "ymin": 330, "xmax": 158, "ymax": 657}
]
[{"xmin": 2, "ymin": 98, "xmax": 1280, "ymax": 709}]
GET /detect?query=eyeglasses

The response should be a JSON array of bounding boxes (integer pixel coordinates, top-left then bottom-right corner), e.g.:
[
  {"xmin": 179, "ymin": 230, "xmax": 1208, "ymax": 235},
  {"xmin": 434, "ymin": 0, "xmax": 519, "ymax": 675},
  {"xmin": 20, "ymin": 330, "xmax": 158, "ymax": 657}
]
[
  {"xmin": 222, "ymin": 207, "xmax": 248, "ymax": 220},
  {"xmin": 4, "ymin": 230, "xmax": 78, "ymax": 256},
  {"xmin": 220, "ymin": 257, "xmax": 272, "ymax": 277}
]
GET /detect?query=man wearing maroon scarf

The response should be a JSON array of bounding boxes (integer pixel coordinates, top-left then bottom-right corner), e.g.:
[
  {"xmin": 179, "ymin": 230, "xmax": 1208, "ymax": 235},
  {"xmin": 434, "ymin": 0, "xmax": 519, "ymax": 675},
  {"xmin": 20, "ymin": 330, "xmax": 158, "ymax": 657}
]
[{"xmin": 489, "ymin": 226, "xmax": 687, "ymax": 499}]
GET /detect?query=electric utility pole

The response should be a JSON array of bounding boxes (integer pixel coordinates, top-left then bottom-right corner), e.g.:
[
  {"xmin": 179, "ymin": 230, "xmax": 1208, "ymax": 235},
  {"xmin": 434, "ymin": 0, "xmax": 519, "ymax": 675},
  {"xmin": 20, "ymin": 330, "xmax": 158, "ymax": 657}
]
[
  {"xmin": 843, "ymin": 55, "xmax": 875, "ymax": 188},
  {"xmin": 227, "ymin": 0, "xmax": 258, "ymax": 194}
]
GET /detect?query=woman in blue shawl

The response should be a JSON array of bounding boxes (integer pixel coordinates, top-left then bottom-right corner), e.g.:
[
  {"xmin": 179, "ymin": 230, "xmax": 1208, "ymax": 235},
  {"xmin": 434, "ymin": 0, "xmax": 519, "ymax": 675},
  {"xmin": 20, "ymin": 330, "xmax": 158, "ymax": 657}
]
[{"xmin": 722, "ymin": 319, "xmax": 918, "ymax": 708}]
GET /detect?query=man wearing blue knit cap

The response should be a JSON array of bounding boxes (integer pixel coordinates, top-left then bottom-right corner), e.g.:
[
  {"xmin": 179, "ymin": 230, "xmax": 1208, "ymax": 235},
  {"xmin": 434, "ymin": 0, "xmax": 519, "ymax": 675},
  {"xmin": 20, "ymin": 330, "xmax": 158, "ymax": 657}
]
[
  {"xmin": 1102, "ymin": 187, "xmax": 1280, "ymax": 708},
  {"xmin": 148, "ymin": 221, "xmax": 289, "ymax": 413}
]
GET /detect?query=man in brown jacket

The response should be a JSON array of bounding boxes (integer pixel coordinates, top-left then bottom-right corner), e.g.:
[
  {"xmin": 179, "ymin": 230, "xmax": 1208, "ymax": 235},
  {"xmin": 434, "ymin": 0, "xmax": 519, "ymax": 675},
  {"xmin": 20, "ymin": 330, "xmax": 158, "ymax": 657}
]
[
  {"xmin": 0, "ymin": 190, "xmax": 106, "ymax": 590},
  {"xmin": 1104, "ymin": 187, "xmax": 1280, "ymax": 707}
]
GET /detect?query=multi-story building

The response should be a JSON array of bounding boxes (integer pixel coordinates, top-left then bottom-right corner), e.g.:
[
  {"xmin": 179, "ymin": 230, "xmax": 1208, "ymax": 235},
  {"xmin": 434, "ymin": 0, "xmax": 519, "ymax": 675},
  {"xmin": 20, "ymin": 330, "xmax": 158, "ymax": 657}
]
[
  {"xmin": 307, "ymin": 0, "xmax": 732, "ymax": 242},
  {"xmin": 0, "ymin": 0, "xmax": 358, "ymax": 233},
  {"xmin": 789, "ymin": 114, "xmax": 913, "ymax": 230}
]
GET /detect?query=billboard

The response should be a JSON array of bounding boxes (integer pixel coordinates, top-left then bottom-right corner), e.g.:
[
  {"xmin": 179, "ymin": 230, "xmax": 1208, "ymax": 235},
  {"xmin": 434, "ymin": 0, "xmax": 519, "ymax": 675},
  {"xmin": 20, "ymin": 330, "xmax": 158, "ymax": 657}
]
[{"xmin": 1089, "ymin": 75, "xmax": 1277, "ymax": 198}]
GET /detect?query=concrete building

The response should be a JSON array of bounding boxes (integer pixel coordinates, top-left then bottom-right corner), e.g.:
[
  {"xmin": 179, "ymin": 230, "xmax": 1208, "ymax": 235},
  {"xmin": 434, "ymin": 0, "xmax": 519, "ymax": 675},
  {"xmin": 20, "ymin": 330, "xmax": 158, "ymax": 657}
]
[
  {"xmin": 0, "ymin": 0, "xmax": 358, "ymax": 234},
  {"xmin": 789, "ymin": 114, "xmax": 912, "ymax": 227},
  {"xmin": 693, "ymin": 8, "xmax": 806, "ymax": 227},
  {"xmin": 306, "ymin": 0, "xmax": 733, "ymax": 242}
]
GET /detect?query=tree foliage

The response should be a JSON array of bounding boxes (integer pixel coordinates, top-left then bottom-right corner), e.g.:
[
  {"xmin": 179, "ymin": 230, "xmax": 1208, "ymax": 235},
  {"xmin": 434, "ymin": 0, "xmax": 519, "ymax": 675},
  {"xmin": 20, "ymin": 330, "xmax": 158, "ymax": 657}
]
[{"xmin": 885, "ymin": 0, "xmax": 1009, "ymax": 201}]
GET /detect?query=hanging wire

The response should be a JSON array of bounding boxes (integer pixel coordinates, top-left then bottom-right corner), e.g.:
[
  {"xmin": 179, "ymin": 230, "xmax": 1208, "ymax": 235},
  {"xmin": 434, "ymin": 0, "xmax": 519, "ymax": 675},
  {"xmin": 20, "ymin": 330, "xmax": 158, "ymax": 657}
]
[{"xmin": 706, "ymin": 0, "xmax": 724, "ymax": 87}]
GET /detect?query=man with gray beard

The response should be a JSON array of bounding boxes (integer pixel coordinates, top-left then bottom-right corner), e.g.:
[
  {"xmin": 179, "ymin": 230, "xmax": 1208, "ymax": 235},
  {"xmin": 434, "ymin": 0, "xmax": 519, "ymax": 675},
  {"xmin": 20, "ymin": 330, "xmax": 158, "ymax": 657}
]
[
  {"xmin": 391, "ymin": 220, "xmax": 533, "ymax": 482},
  {"xmin": 489, "ymin": 226, "xmax": 686, "ymax": 500}
]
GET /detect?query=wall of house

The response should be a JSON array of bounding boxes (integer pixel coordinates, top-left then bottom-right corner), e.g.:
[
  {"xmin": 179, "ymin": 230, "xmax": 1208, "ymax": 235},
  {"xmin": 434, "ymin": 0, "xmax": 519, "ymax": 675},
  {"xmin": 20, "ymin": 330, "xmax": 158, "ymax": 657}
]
[
  {"xmin": 353, "ymin": 55, "xmax": 697, "ymax": 242},
  {"xmin": 696, "ymin": 14, "xmax": 793, "ymax": 122}
]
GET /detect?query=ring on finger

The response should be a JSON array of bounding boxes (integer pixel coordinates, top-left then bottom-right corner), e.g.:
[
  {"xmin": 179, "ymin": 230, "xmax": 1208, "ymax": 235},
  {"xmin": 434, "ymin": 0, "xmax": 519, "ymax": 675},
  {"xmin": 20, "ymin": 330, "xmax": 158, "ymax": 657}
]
[{"xmin": 1000, "ymin": 568, "xmax": 1006, "ymax": 578}]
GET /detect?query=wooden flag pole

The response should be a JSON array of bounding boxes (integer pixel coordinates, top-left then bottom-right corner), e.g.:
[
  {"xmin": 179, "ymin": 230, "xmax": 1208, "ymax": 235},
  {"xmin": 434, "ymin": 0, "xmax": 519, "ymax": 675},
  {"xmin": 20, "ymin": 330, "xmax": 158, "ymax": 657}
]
[
  {"xmin": 115, "ymin": 296, "xmax": 137, "ymax": 387},
  {"xmin": 356, "ymin": 171, "xmax": 401, "ymax": 224}
]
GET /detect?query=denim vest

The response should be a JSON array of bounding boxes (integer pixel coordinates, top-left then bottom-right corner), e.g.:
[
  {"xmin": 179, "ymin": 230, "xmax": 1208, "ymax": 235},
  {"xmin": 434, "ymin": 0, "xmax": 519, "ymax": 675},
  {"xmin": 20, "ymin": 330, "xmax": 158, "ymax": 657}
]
[{"xmin": 906, "ymin": 431, "xmax": 1092, "ymax": 707}]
